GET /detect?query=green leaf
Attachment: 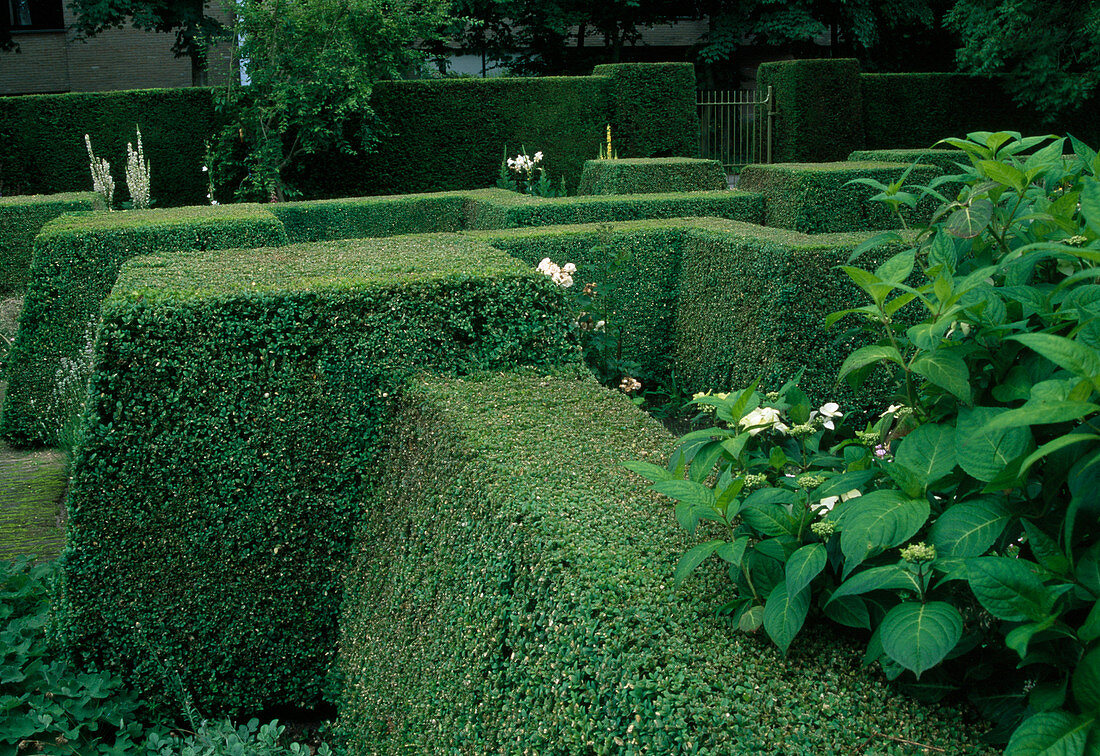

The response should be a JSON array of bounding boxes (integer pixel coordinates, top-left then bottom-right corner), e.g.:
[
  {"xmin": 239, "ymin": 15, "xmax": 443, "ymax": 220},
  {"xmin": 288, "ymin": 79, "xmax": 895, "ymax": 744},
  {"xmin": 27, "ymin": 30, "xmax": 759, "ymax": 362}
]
[
  {"xmin": 674, "ymin": 540, "xmax": 723, "ymax": 587},
  {"xmin": 875, "ymin": 248, "xmax": 916, "ymax": 284},
  {"xmin": 945, "ymin": 199, "xmax": 994, "ymax": 238},
  {"xmin": 785, "ymin": 543, "xmax": 827, "ymax": 596},
  {"xmin": 983, "ymin": 402, "xmax": 1100, "ymax": 432},
  {"xmin": 1074, "ymin": 649, "xmax": 1100, "ymax": 717},
  {"xmin": 716, "ymin": 536, "xmax": 750, "ymax": 567},
  {"xmin": 967, "ymin": 557, "xmax": 1052, "ymax": 622},
  {"xmin": 822, "ymin": 595, "xmax": 871, "ymax": 629},
  {"xmin": 829, "ymin": 564, "xmax": 922, "ymax": 602},
  {"xmin": 1005, "ymin": 711, "xmax": 1092, "ymax": 756},
  {"xmin": 955, "ymin": 407, "xmax": 1032, "ymax": 482},
  {"xmin": 1006, "ymin": 615, "xmax": 1058, "ymax": 659},
  {"xmin": 979, "ymin": 159, "xmax": 1028, "ymax": 192},
  {"xmin": 929, "ymin": 499, "xmax": 1009, "ymax": 558},
  {"xmin": 1080, "ymin": 601, "xmax": 1100, "ymax": 644},
  {"xmin": 910, "ymin": 351, "xmax": 972, "ymax": 404},
  {"xmin": 1011, "ymin": 333, "xmax": 1100, "ymax": 383},
  {"xmin": 622, "ymin": 460, "xmax": 675, "ymax": 482},
  {"xmin": 762, "ymin": 582, "xmax": 809, "ymax": 655},
  {"xmin": 1022, "ymin": 520, "xmax": 1072, "ymax": 576},
  {"xmin": 837, "ymin": 345, "xmax": 904, "ymax": 384},
  {"xmin": 895, "ymin": 423, "xmax": 957, "ymax": 487},
  {"xmin": 815, "ymin": 470, "xmax": 877, "ymax": 501},
  {"xmin": 652, "ymin": 480, "xmax": 717, "ymax": 509},
  {"xmin": 689, "ymin": 441, "xmax": 726, "ymax": 483},
  {"xmin": 879, "ymin": 601, "xmax": 962, "ymax": 678},
  {"xmin": 739, "ymin": 604, "xmax": 764, "ymax": 633},
  {"xmin": 1019, "ymin": 434, "xmax": 1100, "ymax": 480},
  {"xmin": 840, "ymin": 491, "xmax": 930, "ymax": 574},
  {"xmin": 840, "ymin": 266, "xmax": 891, "ymax": 307},
  {"xmin": 742, "ymin": 495, "xmax": 799, "ymax": 537},
  {"xmin": 1083, "ymin": 178, "xmax": 1100, "ymax": 235}
]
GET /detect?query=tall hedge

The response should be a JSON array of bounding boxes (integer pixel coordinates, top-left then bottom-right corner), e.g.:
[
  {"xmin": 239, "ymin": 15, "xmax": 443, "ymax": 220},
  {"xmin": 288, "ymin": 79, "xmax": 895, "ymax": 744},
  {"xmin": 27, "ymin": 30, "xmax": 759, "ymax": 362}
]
[
  {"xmin": 0, "ymin": 192, "xmax": 104, "ymax": 295},
  {"xmin": 335, "ymin": 368, "xmax": 992, "ymax": 754},
  {"xmin": 0, "ymin": 204, "xmax": 287, "ymax": 447},
  {"xmin": 756, "ymin": 59, "xmax": 865, "ymax": 163},
  {"xmin": 0, "ymin": 88, "xmax": 217, "ymax": 208},
  {"xmin": 592, "ymin": 63, "xmax": 699, "ymax": 160},
  {"xmin": 56, "ymin": 235, "xmax": 578, "ymax": 713}
]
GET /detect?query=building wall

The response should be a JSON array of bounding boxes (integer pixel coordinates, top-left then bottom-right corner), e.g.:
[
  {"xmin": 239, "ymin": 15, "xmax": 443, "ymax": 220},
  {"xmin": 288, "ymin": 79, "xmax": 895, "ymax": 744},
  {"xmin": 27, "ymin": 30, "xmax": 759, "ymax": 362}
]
[{"xmin": 0, "ymin": 3, "xmax": 232, "ymax": 95}]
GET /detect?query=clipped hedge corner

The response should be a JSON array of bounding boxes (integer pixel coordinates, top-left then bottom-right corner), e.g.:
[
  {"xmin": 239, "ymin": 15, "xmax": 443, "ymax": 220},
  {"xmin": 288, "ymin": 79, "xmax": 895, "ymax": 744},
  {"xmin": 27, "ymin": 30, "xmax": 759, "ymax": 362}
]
[
  {"xmin": 0, "ymin": 192, "xmax": 104, "ymax": 295},
  {"xmin": 56, "ymin": 234, "xmax": 578, "ymax": 713}
]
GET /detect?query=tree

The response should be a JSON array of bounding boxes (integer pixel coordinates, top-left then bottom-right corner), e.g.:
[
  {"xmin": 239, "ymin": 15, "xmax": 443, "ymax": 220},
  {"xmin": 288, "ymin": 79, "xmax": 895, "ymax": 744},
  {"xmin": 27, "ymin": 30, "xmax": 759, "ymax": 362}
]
[
  {"xmin": 67, "ymin": 0, "xmax": 225, "ymax": 86},
  {"xmin": 214, "ymin": 0, "xmax": 450, "ymax": 202},
  {"xmin": 947, "ymin": 0, "xmax": 1100, "ymax": 117}
]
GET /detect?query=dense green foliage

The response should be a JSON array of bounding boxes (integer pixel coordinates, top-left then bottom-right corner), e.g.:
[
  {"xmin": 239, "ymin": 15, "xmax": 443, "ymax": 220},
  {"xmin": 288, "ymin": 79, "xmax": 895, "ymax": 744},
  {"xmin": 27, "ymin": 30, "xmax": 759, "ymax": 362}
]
[
  {"xmin": 0, "ymin": 204, "xmax": 287, "ymax": 447},
  {"xmin": 756, "ymin": 58, "xmax": 866, "ymax": 163},
  {"xmin": 577, "ymin": 158, "xmax": 727, "ymax": 195},
  {"xmin": 738, "ymin": 161, "xmax": 942, "ymax": 234},
  {"xmin": 56, "ymin": 235, "xmax": 578, "ymax": 713},
  {"xmin": 673, "ymin": 222, "xmax": 898, "ymax": 417},
  {"xmin": 639, "ymin": 132, "xmax": 1100, "ymax": 752},
  {"xmin": 0, "ymin": 193, "xmax": 104, "ymax": 295},
  {"xmin": 335, "ymin": 368, "xmax": 992, "ymax": 753},
  {"xmin": 947, "ymin": 0, "xmax": 1100, "ymax": 119},
  {"xmin": 847, "ymin": 148, "xmax": 966, "ymax": 173},
  {"xmin": 270, "ymin": 191, "xmax": 470, "ymax": 243},
  {"xmin": 0, "ymin": 89, "xmax": 218, "ymax": 207}
]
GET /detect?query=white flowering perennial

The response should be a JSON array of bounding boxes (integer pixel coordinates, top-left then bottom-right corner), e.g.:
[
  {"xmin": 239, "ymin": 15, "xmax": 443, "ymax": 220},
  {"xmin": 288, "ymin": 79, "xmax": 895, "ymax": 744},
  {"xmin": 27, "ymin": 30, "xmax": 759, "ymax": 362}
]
[
  {"xmin": 507, "ymin": 150, "xmax": 544, "ymax": 179},
  {"xmin": 738, "ymin": 406, "xmax": 788, "ymax": 436},
  {"xmin": 84, "ymin": 134, "xmax": 115, "ymax": 210},
  {"xmin": 810, "ymin": 401, "xmax": 843, "ymax": 430},
  {"xmin": 536, "ymin": 258, "xmax": 575, "ymax": 288},
  {"xmin": 815, "ymin": 488, "xmax": 861, "ymax": 515},
  {"xmin": 125, "ymin": 126, "xmax": 151, "ymax": 210}
]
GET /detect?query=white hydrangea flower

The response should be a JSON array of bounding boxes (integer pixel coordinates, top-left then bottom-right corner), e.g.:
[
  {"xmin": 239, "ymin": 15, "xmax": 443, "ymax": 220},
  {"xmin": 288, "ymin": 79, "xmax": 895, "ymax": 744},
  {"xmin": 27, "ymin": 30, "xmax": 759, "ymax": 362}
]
[
  {"xmin": 739, "ymin": 406, "xmax": 788, "ymax": 436},
  {"xmin": 815, "ymin": 489, "xmax": 861, "ymax": 515},
  {"xmin": 810, "ymin": 401, "xmax": 843, "ymax": 430}
]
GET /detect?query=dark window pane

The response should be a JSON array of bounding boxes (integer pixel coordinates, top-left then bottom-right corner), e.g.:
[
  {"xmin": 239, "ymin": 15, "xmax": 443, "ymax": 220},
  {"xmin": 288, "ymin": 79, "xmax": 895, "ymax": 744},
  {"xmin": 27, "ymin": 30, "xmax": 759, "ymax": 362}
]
[{"xmin": 7, "ymin": 0, "xmax": 64, "ymax": 30}]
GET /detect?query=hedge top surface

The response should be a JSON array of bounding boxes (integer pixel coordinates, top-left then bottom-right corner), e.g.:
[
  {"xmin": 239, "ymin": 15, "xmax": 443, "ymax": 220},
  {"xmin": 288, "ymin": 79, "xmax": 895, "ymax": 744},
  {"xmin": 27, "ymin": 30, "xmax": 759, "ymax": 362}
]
[
  {"xmin": 690, "ymin": 219, "xmax": 873, "ymax": 249},
  {"xmin": 111, "ymin": 234, "xmax": 533, "ymax": 302},
  {"xmin": 747, "ymin": 160, "xmax": 936, "ymax": 174},
  {"xmin": 36, "ymin": 203, "xmax": 276, "ymax": 235},
  {"xmin": 276, "ymin": 190, "xmax": 475, "ymax": 210},
  {"xmin": 583, "ymin": 157, "xmax": 721, "ymax": 167},
  {"xmin": 464, "ymin": 215, "xmax": 754, "ymax": 242},
  {"xmin": 0, "ymin": 192, "xmax": 103, "ymax": 207}
]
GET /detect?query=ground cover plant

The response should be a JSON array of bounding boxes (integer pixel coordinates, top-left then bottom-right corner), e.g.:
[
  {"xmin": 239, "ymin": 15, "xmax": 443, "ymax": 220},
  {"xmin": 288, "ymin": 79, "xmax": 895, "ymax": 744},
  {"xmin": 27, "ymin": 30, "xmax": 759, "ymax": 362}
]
[{"xmin": 630, "ymin": 132, "xmax": 1100, "ymax": 753}]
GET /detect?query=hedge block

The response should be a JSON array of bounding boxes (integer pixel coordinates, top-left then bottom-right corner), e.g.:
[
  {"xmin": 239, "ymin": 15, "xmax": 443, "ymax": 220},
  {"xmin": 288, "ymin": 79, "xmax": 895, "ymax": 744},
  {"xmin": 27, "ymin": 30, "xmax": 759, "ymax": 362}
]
[
  {"xmin": 0, "ymin": 204, "xmax": 287, "ymax": 447},
  {"xmin": 577, "ymin": 158, "xmax": 727, "ymax": 195},
  {"xmin": 848, "ymin": 148, "xmax": 966, "ymax": 174},
  {"xmin": 464, "ymin": 188, "xmax": 764, "ymax": 230},
  {"xmin": 0, "ymin": 192, "xmax": 104, "ymax": 295},
  {"xmin": 673, "ymin": 221, "xmax": 902, "ymax": 418},
  {"xmin": 738, "ymin": 161, "xmax": 942, "ymax": 234},
  {"xmin": 56, "ymin": 234, "xmax": 579, "ymax": 713},
  {"xmin": 335, "ymin": 368, "xmax": 992, "ymax": 753},
  {"xmin": 592, "ymin": 62, "xmax": 699, "ymax": 160},
  {"xmin": 756, "ymin": 59, "xmax": 865, "ymax": 163},
  {"xmin": 270, "ymin": 191, "xmax": 470, "ymax": 243}
]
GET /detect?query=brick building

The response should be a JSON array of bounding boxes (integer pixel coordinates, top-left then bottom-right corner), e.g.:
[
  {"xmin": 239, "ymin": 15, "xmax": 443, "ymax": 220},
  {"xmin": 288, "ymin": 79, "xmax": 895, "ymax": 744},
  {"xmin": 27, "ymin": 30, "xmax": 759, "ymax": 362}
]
[{"xmin": 0, "ymin": 0, "xmax": 232, "ymax": 95}]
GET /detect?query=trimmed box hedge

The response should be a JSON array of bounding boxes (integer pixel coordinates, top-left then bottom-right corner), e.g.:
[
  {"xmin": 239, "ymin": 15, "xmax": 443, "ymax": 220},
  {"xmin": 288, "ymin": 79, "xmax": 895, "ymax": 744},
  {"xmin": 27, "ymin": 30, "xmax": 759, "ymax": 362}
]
[
  {"xmin": 674, "ymin": 222, "xmax": 901, "ymax": 418},
  {"xmin": 847, "ymin": 148, "xmax": 967, "ymax": 174},
  {"xmin": 0, "ymin": 192, "xmax": 104, "ymax": 295},
  {"xmin": 270, "ymin": 191, "xmax": 470, "ymax": 243},
  {"xmin": 464, "ymin": 188, "xmax": 764, "ymax": 230},
  {"xmin": 56, "ymin": 234, "xmax": 579, "ymax": 713},
  {"xmin": 335, "ymin": 368, "xmax": 992, "ymax": 754},
  {"xmin": 577, "ymin": 157, "xmax": 727, "ymax": 195},
  {"xmin": 738, "ymin": 161, "xmax": 942, "ymax": 234},
  {"xmin": 592, "ymin": 63, "xmax": 699, "ymax": 161},
  {"xmin": 0, "ymin": 204, "xmax": 287, "ymax": 447}
]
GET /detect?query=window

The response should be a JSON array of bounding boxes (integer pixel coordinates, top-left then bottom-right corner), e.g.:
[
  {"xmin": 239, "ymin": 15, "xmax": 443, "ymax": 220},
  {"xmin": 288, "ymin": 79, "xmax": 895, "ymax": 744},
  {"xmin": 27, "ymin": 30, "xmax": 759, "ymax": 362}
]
[{"xmin": 4, "ymin": 0, "xmax": 65, "ymax": 32}]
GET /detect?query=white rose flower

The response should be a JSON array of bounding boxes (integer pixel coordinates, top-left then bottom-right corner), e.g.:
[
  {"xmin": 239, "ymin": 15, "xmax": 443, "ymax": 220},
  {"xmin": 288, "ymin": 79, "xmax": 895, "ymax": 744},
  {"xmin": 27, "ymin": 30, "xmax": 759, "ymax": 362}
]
[{"xmin": 562, "ymin": 263, "xmax": 576, "ymax": 274}]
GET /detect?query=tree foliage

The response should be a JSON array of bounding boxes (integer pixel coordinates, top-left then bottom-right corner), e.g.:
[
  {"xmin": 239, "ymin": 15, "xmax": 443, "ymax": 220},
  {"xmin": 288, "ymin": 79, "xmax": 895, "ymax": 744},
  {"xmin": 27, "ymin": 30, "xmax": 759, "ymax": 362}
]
[
  {"xmin": 947, "ymin": 0, "xmax": 1100, "ymax": 118},
  {"xmin": 213, "ymin": 0, "xmax": 450, "ymax": 202}
]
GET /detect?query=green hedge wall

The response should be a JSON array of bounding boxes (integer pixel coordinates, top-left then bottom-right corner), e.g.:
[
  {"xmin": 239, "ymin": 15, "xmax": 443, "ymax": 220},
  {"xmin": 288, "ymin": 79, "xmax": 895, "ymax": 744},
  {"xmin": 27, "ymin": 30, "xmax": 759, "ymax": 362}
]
[
  {"xmin": 577, "ymin": 158, "xmax": 727, "ymax": 195},
  {"xmin": 56, "ymin": 235, "xmax": 579, "ymax": 713},
  {"xmin": 674, "ymin": 222, "xmax": 900, "ymax": 419},
  {"xmin": 0, "ymin": 88, "xmax": 217, "ymax": 208},
  {"xmin": 591, "ymin": 63, "xmax": 699, "ymax": 160},
  {"xmin": 464, "ymin": 188, "xmax": 763, "ymax": 230},
  {"xmin": 0, "ymin": 192, "xmax": 104, "ymax": 295},
  {"xmin": 270, "ymin": 192, "xmax": 470, "ymax": 243},
  {"xmin": 756, "ymin": 59, "xmax": 865, "ymax": 163},
  {"xmin": 335, "ymin": 368, "xmax": 990, "ymax": 753},
  {"xmin": 738, "ymin": 161, "xmax": 942, "ymax": 234},
  {"xmin": 0, "ymin": 204, "xmax": 287, "ymax": 447}
]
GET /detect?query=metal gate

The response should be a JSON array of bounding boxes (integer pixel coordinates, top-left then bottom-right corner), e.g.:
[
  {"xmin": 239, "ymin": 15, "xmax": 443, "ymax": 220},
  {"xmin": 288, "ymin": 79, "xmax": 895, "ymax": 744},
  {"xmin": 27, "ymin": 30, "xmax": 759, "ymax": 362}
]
[{"xmin": 697, "ymin": 86, "xmax": 774, "ymax": 172}]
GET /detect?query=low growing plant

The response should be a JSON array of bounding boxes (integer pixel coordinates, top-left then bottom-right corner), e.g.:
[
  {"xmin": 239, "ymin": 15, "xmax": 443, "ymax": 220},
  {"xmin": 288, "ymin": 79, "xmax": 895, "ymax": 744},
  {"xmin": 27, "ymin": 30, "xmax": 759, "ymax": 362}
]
[{"xmin": 628, "ymin": 132, "xmax": 1100, "ymax": 753}]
